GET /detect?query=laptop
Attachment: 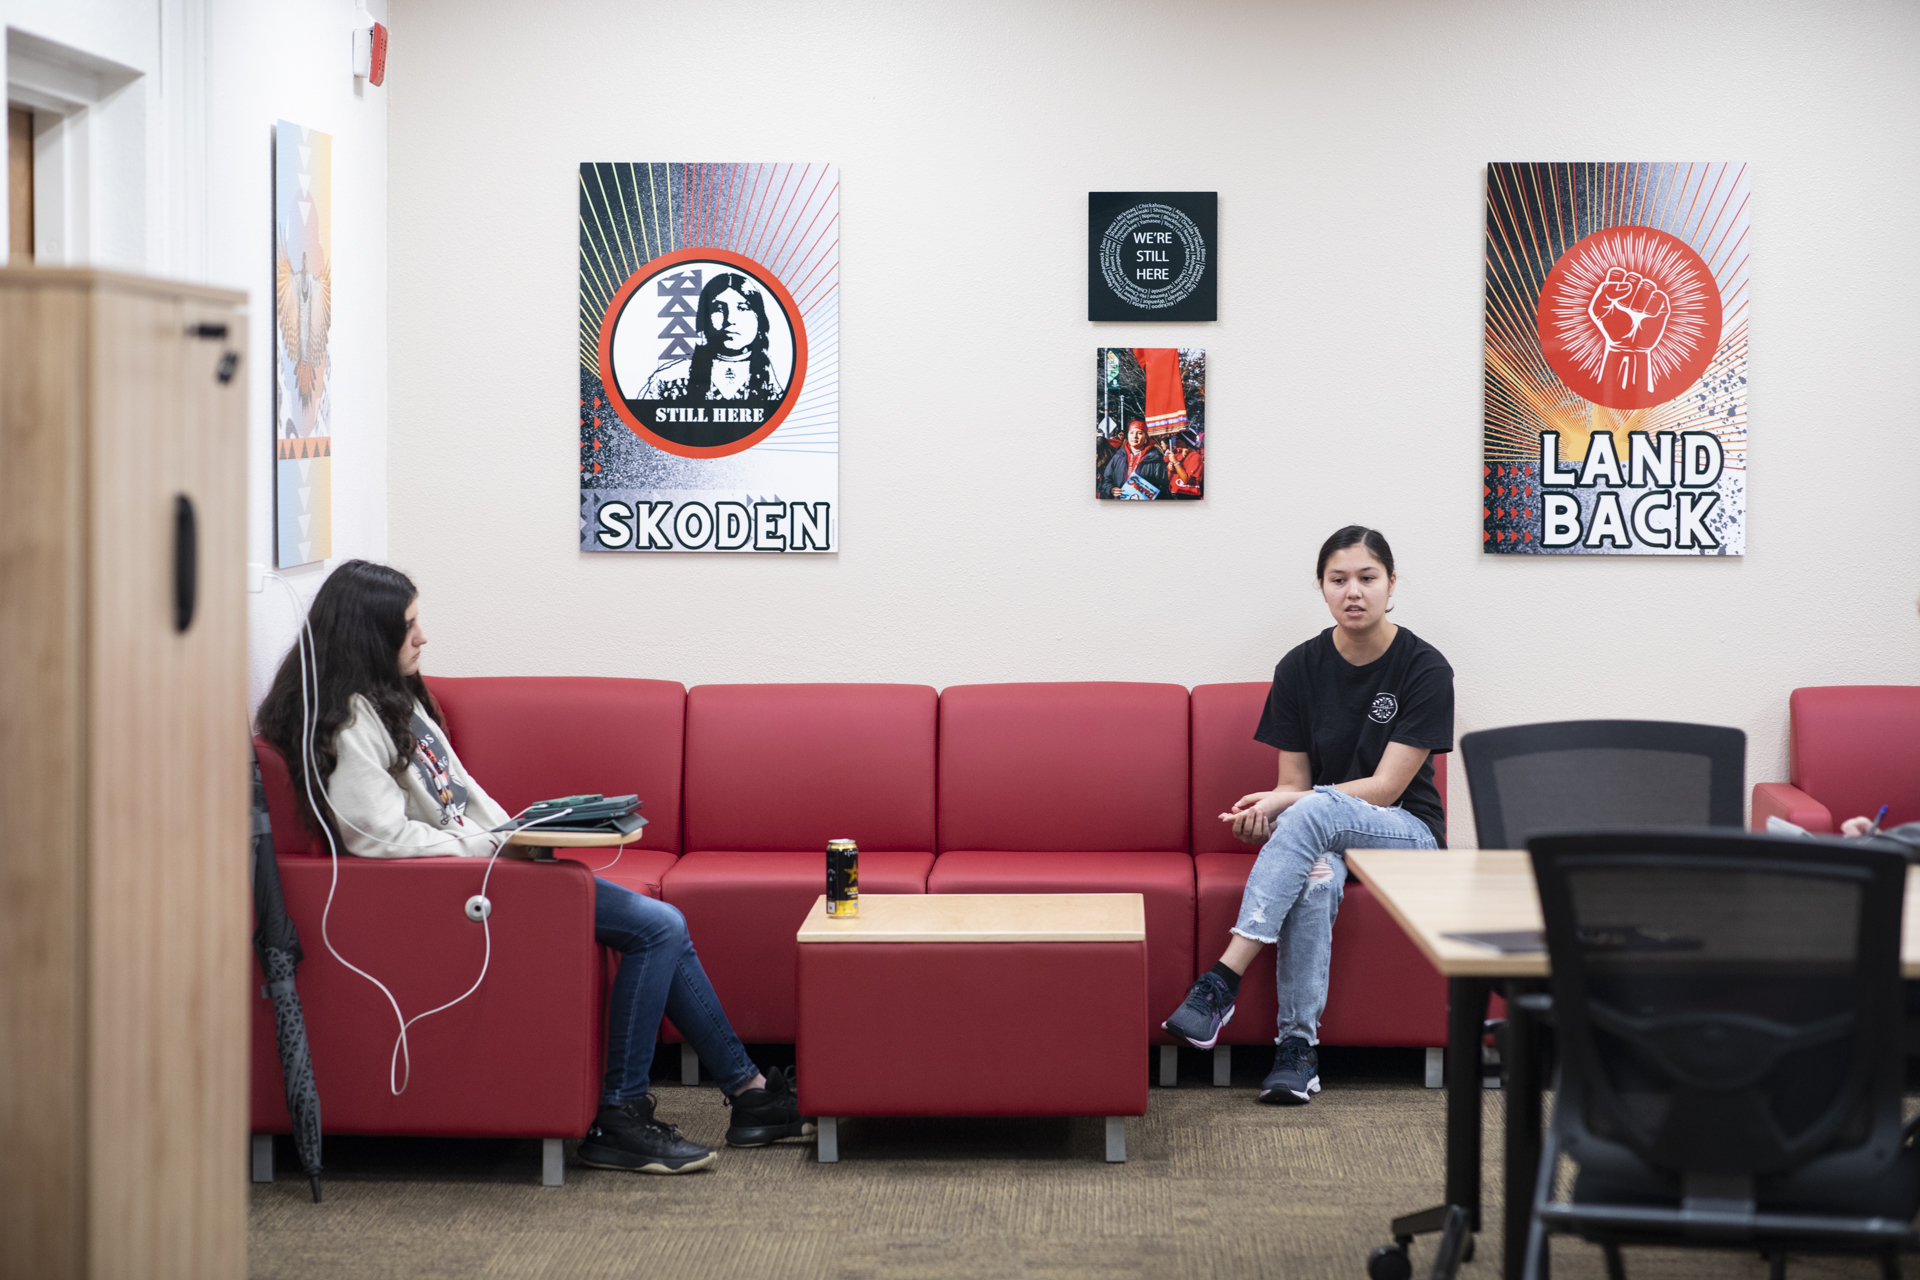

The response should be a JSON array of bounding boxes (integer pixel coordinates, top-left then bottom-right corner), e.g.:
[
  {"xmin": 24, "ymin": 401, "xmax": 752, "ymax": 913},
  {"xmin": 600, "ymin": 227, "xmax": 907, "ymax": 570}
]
[{"xmin": 501, "ymin": 793, "xmax": 648, "ymax": 837}]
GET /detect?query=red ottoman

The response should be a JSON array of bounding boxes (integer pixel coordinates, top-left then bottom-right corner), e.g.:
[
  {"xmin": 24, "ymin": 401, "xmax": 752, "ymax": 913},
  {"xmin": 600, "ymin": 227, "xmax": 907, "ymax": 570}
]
[{"xmin": 796, "ymin": 894, "xmax": 1148, "ymax": 1162}]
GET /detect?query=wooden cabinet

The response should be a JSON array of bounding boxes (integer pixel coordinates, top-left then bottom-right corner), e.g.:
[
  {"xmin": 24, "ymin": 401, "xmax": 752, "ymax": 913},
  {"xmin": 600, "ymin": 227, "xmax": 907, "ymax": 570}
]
[{"xmin": 0, "ymin": 269, "xmax": 248, "ymax": 1280}]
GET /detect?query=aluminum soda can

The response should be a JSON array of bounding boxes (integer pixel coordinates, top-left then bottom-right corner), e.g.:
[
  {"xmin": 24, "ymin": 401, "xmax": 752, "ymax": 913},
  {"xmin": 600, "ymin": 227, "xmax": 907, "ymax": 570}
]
[{"xmin": 826, "ymin": 839, "xmax": 860, "ymax": 916}]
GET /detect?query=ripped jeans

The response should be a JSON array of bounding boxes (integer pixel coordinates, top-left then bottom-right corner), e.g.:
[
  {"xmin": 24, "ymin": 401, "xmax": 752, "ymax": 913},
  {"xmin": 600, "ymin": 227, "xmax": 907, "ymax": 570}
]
[{"xmin": 1231, "ymin": 786, "xmax": 1436, "ymax": 1045}]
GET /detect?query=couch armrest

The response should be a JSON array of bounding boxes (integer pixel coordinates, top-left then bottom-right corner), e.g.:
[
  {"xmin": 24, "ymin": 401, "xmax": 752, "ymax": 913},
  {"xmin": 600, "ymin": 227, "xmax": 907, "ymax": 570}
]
[
  {"xmin": 1751, "ymin": 782, "xmax": 1833, "ymax": 834},
  {"xmin": 252, "ymin": 854, "xmax": 604, "ymax": 1137}
]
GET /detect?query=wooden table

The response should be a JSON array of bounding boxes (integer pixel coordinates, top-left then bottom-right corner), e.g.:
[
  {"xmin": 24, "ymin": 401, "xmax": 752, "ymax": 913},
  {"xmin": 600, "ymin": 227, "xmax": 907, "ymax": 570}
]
[
  {"xmin": 1346, "ymin": 849, "xmax": 1920, "ymax": 1280},
  {"xmin": 794, "ymin": 892, "xmax": 1146, "ymax": 944},
  {"xmin": 501, "ymin": 827, "xmax": 639, "ymax": 860},
  {"xmin": 795, "ymin": 893, "xmax": 1149, "ymax": 1163}
]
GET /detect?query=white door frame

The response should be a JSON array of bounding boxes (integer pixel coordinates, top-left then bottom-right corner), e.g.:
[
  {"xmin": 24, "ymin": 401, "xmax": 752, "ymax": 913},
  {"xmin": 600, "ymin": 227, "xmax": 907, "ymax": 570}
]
[{"xmin": 5, "ymin": 26, "xmax": 141, "ymax": 269}]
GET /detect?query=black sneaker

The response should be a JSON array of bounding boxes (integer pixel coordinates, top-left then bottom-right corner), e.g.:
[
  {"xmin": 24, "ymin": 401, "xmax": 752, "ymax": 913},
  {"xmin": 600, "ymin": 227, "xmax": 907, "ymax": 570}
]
[
  {"xmin": 1259, "ymin": 1035, "xmax": 1320, "ymax": 1105},
  {"xmin": 724, "ymin": 1066, "xmax": 816, "ymax": 1147},
  {"xmin": 577, "ymin": 1093, "xmax": 718, "ymax": 1173},
  {"xmin": 1162, "ymin": 972, "xmax": 1236, "ymax": 1049}
]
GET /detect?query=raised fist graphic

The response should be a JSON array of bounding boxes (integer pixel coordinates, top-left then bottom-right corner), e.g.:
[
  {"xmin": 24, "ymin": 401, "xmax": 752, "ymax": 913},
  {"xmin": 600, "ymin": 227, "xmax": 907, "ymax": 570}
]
[{"xmin": 1587, "ymin": 267, "xmax": 1671, "ymax": 395}]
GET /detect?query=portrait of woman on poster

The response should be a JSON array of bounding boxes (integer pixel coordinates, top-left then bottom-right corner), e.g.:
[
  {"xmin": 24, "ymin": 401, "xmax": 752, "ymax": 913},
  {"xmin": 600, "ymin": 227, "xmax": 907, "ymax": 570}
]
[
  {"xmin": 640, "ymin": 272, "xmax": 786, "ymax": 405},
  {"xmin": 1102, "ymin": 420, "xmax": 1168, "ymax": 500}
]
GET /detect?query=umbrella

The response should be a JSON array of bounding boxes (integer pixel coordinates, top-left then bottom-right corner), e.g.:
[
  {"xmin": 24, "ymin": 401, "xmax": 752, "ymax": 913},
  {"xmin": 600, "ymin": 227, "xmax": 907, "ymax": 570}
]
[{"xmin": 250, "ymin": 747, "xmax": 324, "ymax": 1202}]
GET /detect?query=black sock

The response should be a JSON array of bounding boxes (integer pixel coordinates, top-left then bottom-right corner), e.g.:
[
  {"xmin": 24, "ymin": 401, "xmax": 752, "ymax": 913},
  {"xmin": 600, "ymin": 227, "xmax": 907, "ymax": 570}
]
[{"xmin": 1208, "ymin": 961, "xmax": 1242, "ymax": 996}]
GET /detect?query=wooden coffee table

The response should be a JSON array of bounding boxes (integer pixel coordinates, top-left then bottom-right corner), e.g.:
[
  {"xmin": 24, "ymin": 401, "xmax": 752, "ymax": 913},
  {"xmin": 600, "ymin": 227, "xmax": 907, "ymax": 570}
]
[{"xmin": 795, "ymin": 893, "xmax": 1148, "ymax": 1162}]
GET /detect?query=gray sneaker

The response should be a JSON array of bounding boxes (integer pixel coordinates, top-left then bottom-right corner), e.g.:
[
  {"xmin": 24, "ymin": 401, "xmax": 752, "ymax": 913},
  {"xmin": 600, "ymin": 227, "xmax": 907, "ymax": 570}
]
[
  {"xmin": 1259, "ymin": 1035, "xmax": 1320, "ymax": 1105},
  {"xmin": 1163, "ymin": 972, "xmax": 1236, "ymax": 1049}
]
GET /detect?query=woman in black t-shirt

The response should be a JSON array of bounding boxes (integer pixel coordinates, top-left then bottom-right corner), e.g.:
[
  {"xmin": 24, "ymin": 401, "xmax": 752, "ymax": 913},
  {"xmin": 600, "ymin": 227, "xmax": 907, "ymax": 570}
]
[{"xmin": 1163, "ymin": 526, "xmax": 1454, "ymax": 1105}]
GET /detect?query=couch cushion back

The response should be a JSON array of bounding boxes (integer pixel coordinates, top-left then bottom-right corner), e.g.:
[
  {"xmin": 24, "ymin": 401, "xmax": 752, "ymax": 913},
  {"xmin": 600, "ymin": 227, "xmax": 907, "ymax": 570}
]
[
  {"xmin": 682, "ymin": 683, "xmax": 938, "ymax": 852},
  {"xmin": 428, "ymin": 676, "xmax": 687, "ymax": 853},
  {"xmin": 254, "ymin": 736, "xmax": 324, "ymax": 856},
  {"xmin": 1792, "ymin": 686, "xmax": 1920, "ymax": 828},
  {"xmin": 1191, "ymin": 683, "xmax": 1279, "ymax": 856},
  {"xmin": 938, "ymin": 682, "xmax": 1189, "ymax": 853}
]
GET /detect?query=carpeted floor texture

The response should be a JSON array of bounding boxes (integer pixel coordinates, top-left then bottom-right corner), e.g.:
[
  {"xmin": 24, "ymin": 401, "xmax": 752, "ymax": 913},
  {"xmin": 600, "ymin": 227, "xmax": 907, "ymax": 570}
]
[{"xmin": 249, "ymin": 1049, "xmax": 1897, "ymax": 1279}]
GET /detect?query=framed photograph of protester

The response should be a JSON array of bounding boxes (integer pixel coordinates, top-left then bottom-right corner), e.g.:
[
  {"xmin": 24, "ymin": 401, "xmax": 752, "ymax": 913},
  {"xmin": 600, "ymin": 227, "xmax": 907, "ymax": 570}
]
[{"xmin": 1095, "ymin": 348, "xmax": 1205, "ymax": 501}]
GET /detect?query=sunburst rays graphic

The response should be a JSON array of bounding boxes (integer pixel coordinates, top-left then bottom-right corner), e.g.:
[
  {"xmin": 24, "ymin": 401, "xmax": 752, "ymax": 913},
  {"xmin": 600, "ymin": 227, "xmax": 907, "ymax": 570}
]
[
  {"xmin": 1483, "ymin": 162, "xmax": 1749, "ymax": 554},
  {"xmin": 577, "ymin": 163, "xmax": 840, "ymax": 458},
  {"xmin": 1485, "ymin": 162, "xmax": 1748, "ymax": 466}
]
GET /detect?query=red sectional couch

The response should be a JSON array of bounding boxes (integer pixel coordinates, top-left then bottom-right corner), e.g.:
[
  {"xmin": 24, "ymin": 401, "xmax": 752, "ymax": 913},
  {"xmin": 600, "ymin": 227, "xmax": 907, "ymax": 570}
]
[
  {"xmin": 251, "ymin": 678, "xmax": 1452, "ymax": 1174},
  {"xmin": 1190, "ymin": 683, "xmax": 1449, "ymax": 1052},
  {"xmin": 1750, "ymin": 686, "xmax": 1920, "ymax": 834},
  {"xmin": 430, "ymin": 676, "xmax": 686, "ymax": 899},
  {"xmin": 250, "ymin": 740, "xmax": 606, "ymax": 1157},
  {"xmin": 665, "ymin": 683, "xmax": 938, "ymax": 1042},
  {"xmin": 929, "ymin": 682, "xmax": 1197, "ymax": 1046}
]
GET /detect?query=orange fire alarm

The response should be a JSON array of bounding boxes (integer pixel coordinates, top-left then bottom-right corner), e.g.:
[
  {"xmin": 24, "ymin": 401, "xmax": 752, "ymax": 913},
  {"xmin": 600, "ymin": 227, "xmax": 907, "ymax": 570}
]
[{"xmin": 353, "ymin": 20, "xmax": 389, "ymax": 86}]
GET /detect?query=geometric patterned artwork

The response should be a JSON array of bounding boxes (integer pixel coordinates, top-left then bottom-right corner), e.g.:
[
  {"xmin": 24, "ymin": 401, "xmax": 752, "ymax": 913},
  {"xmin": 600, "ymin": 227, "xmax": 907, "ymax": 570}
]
[
  {"xmin": 273, "ymin": 119, "xmax": 333, "ymax": 567},
  {"xmin": 579, "ymin": 163, "xmax": 838, "ymax": 553},
  {"xmin": 1484, "ymin": 163, "xmax": 1748, "ymax": 554}
]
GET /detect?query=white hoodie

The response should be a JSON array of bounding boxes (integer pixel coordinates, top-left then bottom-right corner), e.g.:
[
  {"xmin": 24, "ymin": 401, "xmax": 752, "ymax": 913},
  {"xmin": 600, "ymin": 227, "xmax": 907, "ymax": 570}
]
[{"xmin": 324, "ymin": 693, "xmax": 510, "ymax": 858}]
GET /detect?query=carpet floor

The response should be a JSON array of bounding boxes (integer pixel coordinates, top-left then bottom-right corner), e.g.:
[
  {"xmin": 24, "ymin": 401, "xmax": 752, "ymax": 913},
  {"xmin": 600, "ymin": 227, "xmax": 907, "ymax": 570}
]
[{"xmin": 248, "ymin": 1049, "xmax": 1899, "ymax": 1280}]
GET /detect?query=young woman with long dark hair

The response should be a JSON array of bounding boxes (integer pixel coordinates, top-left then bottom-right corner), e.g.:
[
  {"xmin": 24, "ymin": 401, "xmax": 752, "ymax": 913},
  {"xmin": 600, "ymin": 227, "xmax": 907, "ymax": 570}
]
[
  {"xmin": 639, "ymin": 272, "xmax": 784, "ymax": 405},
  {"xmin": 257, "ymin": 560, "xmax": 809, "ymax": 1174},
  {"xmin": 1162, "ymin": 527, "xmax": 1455, "ymax": 1104}
]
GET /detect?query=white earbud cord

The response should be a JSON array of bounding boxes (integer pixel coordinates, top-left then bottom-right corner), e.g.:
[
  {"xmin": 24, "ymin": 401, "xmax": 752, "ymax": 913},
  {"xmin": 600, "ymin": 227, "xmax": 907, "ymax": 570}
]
[{"xmin": 267, "ymin": 572, "xmax": 572, "ymax": 1094}]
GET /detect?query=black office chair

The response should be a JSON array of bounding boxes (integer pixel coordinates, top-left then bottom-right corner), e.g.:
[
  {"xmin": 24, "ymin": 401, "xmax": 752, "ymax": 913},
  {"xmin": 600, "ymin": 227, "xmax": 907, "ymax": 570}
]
[
  {"xmin": 1372, "ymin": 722, "xmax": 1751, "ymax": 1280},
  {"xmin": 1460, "ymin": 720, "xmax": 1746, "ymax": 848},
  {"xmin": 1526, "ymin": 830, "xmax": 1919, "ymax": 1279},
  {"xmin": 1457, "ymin": 720, "xmax": 1747, "ymax": 1117}
]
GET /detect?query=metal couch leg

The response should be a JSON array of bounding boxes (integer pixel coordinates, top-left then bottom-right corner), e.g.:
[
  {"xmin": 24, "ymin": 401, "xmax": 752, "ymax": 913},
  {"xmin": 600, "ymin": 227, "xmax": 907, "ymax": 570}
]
[
  {"xmin": 541, "ymin": 1138, "xmax": 564, "ymax": 1186},
  {"xmin": 1426, "ymin": 1046, "xmax": 1444, "ymax": 1088},
  {"xmin": 1105, "ymin": 1116, "xmax": 1126, "ymax": 1162},
  {"xmin": 1213, "ymin": 1045, "xmax": 1232, "ymax": 1086},
  {"xmin": 681, "ymin": 1042, "xmax": 700, "ymax": 1086},
  {"xmin": 1158, "ymin": 1044, "xmax": 1178, "ymax": 1087},
  {"xmin": 251, "ymin": 1133, "xmax": 274, "ymax": 1183},
  {"xmin": 817, "ymin": 1117, "xmax": 839, "ymax": 1163}
]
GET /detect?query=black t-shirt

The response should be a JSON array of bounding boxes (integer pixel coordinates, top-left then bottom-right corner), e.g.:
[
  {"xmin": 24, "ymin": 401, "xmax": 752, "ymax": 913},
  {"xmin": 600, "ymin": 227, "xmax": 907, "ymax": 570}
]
[{"xmin": 1254, "ymin": 626, "xmax": 1455, "ymax": 845}]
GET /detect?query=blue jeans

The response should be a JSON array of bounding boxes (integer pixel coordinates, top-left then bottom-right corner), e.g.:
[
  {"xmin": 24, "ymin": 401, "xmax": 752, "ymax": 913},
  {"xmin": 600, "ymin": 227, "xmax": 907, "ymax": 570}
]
[
  {"xmin": 1231, "ymin": 786, "xmax": 1436, "ymax": 1046},
  {"xmin": 595, "ymin": 879, "xmax": 758, "ymax": 1104}
]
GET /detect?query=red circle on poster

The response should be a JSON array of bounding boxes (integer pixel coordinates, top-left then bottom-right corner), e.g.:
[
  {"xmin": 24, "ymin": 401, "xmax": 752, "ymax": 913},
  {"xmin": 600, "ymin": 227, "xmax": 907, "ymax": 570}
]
[
  {"xmin": 597, "ymin": 247, "xmax": 809, "ymax": 459},
  {"xmin": 1535, "ymin": 225, "xmax": 1721, "ymax": 411}
]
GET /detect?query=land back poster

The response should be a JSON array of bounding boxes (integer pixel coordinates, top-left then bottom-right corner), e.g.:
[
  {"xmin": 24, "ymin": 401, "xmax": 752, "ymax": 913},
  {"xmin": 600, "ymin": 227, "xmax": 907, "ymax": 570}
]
[
  {"xmin": 1483, "ymin": 162, "xmax": 1748, "ymax": 555},
  {"xmin": 580, "ymin": 163, "xmax": 839, "ymax": 553}
]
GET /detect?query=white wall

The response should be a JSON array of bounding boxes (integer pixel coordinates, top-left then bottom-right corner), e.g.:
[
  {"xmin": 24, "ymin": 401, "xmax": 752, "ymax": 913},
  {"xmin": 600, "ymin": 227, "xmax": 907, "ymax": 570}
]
[
  {"xmin": 388, "ymin": 0, "xmax": 1920, "ymax": 845},
  {"xmin": 3, "ymin": 0, "xmax": 388, "ymax": 712},
  {"xmin": 203, "ymin": 0, "xmax": 389, "ymax": 710}
]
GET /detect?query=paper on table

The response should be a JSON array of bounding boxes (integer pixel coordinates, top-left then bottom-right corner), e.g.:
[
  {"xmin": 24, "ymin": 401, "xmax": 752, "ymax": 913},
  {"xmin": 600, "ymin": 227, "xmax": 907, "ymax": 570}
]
[{"xmin": 1442, "ymin": 929, "xmax": 1546, "ymax": 954}]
